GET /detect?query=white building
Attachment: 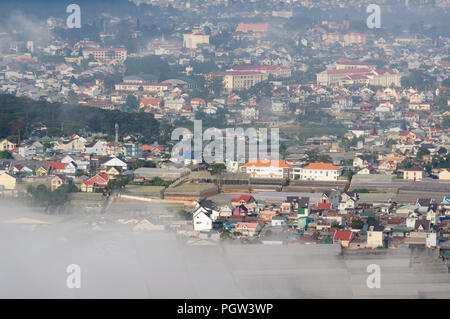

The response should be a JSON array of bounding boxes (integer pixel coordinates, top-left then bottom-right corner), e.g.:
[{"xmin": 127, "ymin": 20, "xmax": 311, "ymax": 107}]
[
  {"xmin": 241, "ymin": 160, "xmax": 291, "ymax": 179},
  {"xmin": 100, "ymin": 156, "xmax": 128, "ymax": 171},
  {"xmin": 183, "ymin": 33, "xmax": 210, "ymax": 49},
  {"xmin": 0, "ymin": 139, "xmax": 16, "ymax": 151},
  {"xmin": 293, "ymin": 163, "xmax": 342, "ymax": 181},
  {"xmin": 193, "ymin": 200, "xmax": 219, "ymax": 231},
  {"xmin": 82, "ymin": 48, "xmax": 127, "ymax": 63}
]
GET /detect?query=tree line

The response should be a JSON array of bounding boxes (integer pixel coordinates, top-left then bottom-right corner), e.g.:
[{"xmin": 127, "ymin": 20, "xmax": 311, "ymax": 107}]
[{"xmin": 0, "ymin": 94, "xmax": 161, "ymax": 144}]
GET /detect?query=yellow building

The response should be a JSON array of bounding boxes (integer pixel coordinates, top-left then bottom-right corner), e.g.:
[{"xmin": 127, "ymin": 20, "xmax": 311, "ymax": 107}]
[
  {"xmin": 183, "ymin": 33, "xmax": 210, "ymax": 49},
  {"xmin": 50, "ymin": 176, "xmax": 63, "ymax": 191},
  {"xmin": 439, "ymin": 169, "xmax": 450, "ymax": 181},
  {"xmin": 0, "ymin": 173, "xmax": 16, "ymax": 190},
  {"xmin": 36, "ymin": 166, "xmax": 49, "ymax": 177},
  {"xmin": 403, "ymin": 167, "xmax": 423, "ymax": 181},
  {"xmin": 114, "ymin": 82, "xmax": 169, "ymax": 93},
  {"xmin": 0, "ymin": 138, "xmax": 16, "ymax": 151},
  {"xmin": 221, "ymin": 71, "xmax": 266, "ymax": 91},
  {"xmin": 367, "ymin": 229, "xmax": 384, "ymax": 248}
]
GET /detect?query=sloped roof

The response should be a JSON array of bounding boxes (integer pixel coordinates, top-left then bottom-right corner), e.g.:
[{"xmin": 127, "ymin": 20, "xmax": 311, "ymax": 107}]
[
  {"xmin": 242, "ymin": 160, "xmax": 291, "ymax": 168},
  {"xmin": 334, "ymin": 230, "xmax": 353, "ymax": 241},
  {"xmin": 303, "ymin": 163, "xmax": 340, "ymax": 170}
]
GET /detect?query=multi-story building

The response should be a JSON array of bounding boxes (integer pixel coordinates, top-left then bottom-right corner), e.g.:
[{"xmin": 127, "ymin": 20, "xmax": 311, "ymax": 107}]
[
  {"xmin": 241, "ymin": 107, "xmax": 259, "ymax": 120},
  {"xmin": 230, "ymin": 65, "xmax": 291, "ymax": 78},
  {"xmin": 183, "ymin": 33, "xmax": 210, "ymax": 49},
  {"xmin": 235, "ymin": 22, "xmax": 270, "ymax": 33},
  {"xmin": 241, "ymin": 160, "xmax": 291, "ymax": 179},
  {"xmin": 114, "ymin": 82, "xmax": 169, "ymax": 93},
  {"xmin": 292, "ymin": 163, "xmax": 342, "ymax": 181},
  {"xmin": 335, "ymin": 60, "xmax": 376, "ymax": 70},
  {"xmin": 403, "ymin": 167, "xmax": 423, "ymax": 181},
  {"xmin": 322, "ymin": 32, "xmax": 366, "ymax": 46},
  {"xmin": 220, "ymin": 71, "xmax": 266, "ymax": 91},
  {"xmin": 82, "ymin": 48, "xmax": 127, "ymax": 63},
  {"xmin": 317, "ymin": 68, "xmax": 401, "ymax": 87}
]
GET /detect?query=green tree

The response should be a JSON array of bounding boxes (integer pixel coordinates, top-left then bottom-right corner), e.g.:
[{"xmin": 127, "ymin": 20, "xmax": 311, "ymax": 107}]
[
  {"xmin": 107, "ymin": 175, "xmax": 129, "ymax": 190},
  {"xmin": 443, "ymin": 116, "xmax": 450, "ymax": 129},
  {"xmin": 438, "ymin": 147, "xmax": 447, "ymax": 155},
  {"xmin": 177, "ymin": 210, "xmax": 192, "ymax": 220},
  {"xmin": 131, "ymin": 159, "xmax": 156, "ymax": 170},
  {"xmin": 210, "ymin": 163, "xmax": 226, "ymax": 175},
  {"xmin": 221, "ymin": 228, "xmax": 231, "ymax": 240},
  {"xmin": 305, "ymin": 148, "xmax": 332, "ymax": 163},
  {"xmin": 401, "ymin": 70, "xmax": 436, "ymax": 91},
  {"xmin": 401, "ymin": 157, "xmax": 413, "ymax": 169},
  {"xmin": 442, "ymin": 77, "xmax": 450, "ymax": 88},
  {"xmin": 416, "ymin": 146, "xmax": 430, "ymax": 159},
  {"xmin": 126, "ymin": 95, "xmax": 139, "ymax": 111},
  {"xmin": 43, "ymin": 142, "xmax": 54, "ymax": 150},
  {"xmin": 351, "ymin": 219, "xmax": 365, "ymax": 230},
  {"xmin": 0, "ymin": 151, "xmax": 12, "ymax": 159}
]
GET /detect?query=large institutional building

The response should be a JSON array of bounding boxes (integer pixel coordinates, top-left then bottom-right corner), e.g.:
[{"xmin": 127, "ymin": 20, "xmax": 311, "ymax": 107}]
[
  {"xmin": 291, "ymin": 163, "xmax": 342, "ymax": 181},
  {"xmin": 230, "ymin": 65, "xmax": 291, "ymax": 78},
  {"xmin": 114, "ymin": 82, "xmax": 169, "ymax": 93},
  {"xmin": 240, "ymin": 161, "xmax": 342, "ymax": 181},
  {"xmin": 82, "ymin": 48, "xmax": 127, "ymax": 63},
  {"xmin": 241, "ymin": 160, "xmax": 292, "ymax": 179},
  {"xmin": 235, "ymin": 23, "xmax": 270, "ymax": 33},
  {"xmin": 218, "ymin": 65, "xmax": 291, "ymax": 91},
  {"xmin": 183, "ymin": 33, "xmax": 210, "ymax": 49},
  {"xmin": 317, "ymin": 64, "xmax": 402, "ymax": 87},
  {"xmin": 220, "ymin": 71, "xmax": 267, "ymax": 91},
  {"xmin": 322, "ymin": 32, "xmax": 366, "ymax": 47}
]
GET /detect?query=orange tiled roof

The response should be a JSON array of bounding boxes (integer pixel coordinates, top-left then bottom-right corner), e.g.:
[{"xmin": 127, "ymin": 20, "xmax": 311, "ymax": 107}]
[
  {"xmin": 139, "ymin": 98, "xmax": 162, "ymax": 106},
  {"xmin": 334, "ymin": 230, "xmax": 353, "ymax": 241},
  {"xmin": 242, "ymin": 160, "xmax": 291, "ymax": 168},
  {"xmin": 236, "ymin": 22, "xmax": 269, "ymax": 33},
  {"xmin": 236, "ymin": 222, "xmax": 258, "ymax": 229},
  {"xmin": 303, "ymin": 163, "xmax": 340, "ymax": 170}
]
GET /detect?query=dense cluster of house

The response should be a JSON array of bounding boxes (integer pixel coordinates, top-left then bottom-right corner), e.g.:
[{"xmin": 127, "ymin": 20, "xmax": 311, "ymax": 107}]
[
  {"xmin": 190, "ymin": 190, "xmax": 450, "ymax": 257},
  {"xmin": 0, "ymin": 134, "xmax": 168, "ymax": 195},
  {"xmin": 1, "ymin": 3, "xmax": 449, "ymax": 132}
]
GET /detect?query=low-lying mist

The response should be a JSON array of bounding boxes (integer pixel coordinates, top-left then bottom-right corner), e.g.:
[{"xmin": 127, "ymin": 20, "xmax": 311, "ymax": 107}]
[{"xmin": 0, "ymin": 200, "xmax": 449, "ymax": 299}]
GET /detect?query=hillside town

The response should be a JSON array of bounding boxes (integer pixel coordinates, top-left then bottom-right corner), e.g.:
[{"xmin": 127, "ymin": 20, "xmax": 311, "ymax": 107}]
[{"xmin": 0, "ymin": 0, "xmax": 449, "ymax": 276}]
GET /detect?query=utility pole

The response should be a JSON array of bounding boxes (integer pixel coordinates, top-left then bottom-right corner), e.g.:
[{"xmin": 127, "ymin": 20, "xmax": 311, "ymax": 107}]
[{"xmin": 115, "ymin": 122, "xmax": 119, "ymax": 156}]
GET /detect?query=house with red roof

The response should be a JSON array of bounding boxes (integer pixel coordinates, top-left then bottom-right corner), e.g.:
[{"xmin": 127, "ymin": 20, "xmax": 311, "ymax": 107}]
[
  {"xmin": 378, "ymin": 160, "xmax": 397, "ymax": 171},
  {"xmin": 80, "ymin": 174, "xmax": 109, "ymax": 192},
  {"xmin": 258, "ymin": 210, "xmax": 278, "ymax": 222},
  {"xmin": 226, "ymin": 93, "xmax": 240, "ymax": 107},
  {"xmin": 316, "ymin": 202, "xmax": 332, "ymax": 210},
  {"xmin": 44, "ymin": 161, "xmax": 77, "ymax": 175},
  {"xmin": 333, "ymin": 230, "xmax": 354, "ymax": 247},
  {"xmin": 142, "ymin": 145, "xmax": 164, "ymax": 153},
  {"xmin": 231, "ymin": 195, "xmax": 256, "ymax": 208},
  {"xmin": 232, "ymin": 205, "xmax": 249, "ymax": 217},
  {"xmin": 235, "ymin": 22, "xmax": 269, "ymax": 33},
  {"xmin": 190, "ymin": 98, "xmax": 206, "ymax": 110},
  {"xmin": 234, "ymin": 222, "xmax": 261, "ymax": 237},
  {"xmin": 139, "ymin": 98, "xmax": 162, "ymax": 109}
]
